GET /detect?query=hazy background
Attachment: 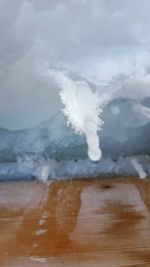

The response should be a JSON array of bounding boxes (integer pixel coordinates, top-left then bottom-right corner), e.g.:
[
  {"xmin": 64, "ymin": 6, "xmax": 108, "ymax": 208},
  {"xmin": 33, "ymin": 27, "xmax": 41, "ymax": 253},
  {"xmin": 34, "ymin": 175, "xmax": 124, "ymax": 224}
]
[{"xmin": 0, "ymin": 0, "xmax": 150, "ymax": 130}]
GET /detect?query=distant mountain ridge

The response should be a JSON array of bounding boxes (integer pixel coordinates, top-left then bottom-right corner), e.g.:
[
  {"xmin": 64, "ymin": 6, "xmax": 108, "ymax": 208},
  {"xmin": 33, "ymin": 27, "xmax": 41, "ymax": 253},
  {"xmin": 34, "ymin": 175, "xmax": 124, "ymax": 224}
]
[{"xmin": 0, "ymin": 97, "xmax": 149, "ymax": 164}]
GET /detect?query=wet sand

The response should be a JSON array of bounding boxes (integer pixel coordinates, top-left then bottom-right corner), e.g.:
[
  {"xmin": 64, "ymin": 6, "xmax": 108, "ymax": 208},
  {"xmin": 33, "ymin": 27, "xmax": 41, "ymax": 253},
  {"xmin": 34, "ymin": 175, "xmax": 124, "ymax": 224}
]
[{"xmin": 0, "ymin": 177, "xmax": 150, "ymax": 266}]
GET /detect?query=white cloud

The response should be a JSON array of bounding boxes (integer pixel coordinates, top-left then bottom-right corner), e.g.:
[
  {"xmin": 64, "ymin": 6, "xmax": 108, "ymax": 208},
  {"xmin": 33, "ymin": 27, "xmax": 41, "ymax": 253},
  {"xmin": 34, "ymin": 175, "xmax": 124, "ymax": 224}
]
[{"xmin": 0, "ymin": 0, "xmax": 150, "ymax": 129}]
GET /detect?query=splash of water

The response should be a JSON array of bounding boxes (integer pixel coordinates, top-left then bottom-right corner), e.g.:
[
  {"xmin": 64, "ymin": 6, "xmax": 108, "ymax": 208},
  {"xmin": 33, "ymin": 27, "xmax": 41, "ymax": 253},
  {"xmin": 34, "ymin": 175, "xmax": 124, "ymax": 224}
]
[
  {"xmin": 131, "ymin": 158, "xmax": 147, "ymax": 179},
  {"xmin": 48, "ymin": 69, "xmax": 104, "ymax": 162}
]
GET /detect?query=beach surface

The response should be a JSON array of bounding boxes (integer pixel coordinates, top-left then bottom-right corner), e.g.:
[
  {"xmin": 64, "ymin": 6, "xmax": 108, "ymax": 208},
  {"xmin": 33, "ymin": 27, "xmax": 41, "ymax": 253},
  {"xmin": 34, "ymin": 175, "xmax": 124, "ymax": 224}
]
[{"xmin": 0, "ymin": 177, "xmax": 150, "ymax": 266}]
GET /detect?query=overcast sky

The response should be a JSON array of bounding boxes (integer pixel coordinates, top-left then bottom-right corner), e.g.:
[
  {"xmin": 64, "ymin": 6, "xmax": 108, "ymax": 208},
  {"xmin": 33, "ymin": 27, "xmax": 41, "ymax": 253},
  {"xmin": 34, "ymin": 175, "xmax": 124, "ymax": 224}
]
[{"xmin": 0, "ymin": 0, "xmax": 150, "ymax": 129}]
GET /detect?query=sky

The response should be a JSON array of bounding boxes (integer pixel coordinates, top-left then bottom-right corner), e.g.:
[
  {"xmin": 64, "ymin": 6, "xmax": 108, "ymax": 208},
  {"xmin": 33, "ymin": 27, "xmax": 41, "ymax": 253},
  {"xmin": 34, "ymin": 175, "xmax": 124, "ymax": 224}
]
[{"xmin": 0, "ymin": 0, "xmax": 150, "ymax": 129}]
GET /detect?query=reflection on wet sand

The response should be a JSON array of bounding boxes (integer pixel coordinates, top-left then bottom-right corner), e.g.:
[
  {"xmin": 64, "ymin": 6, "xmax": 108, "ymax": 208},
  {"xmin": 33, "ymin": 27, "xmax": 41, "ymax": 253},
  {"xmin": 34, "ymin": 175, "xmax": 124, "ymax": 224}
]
[{"xmin": 0, "ymin": 178, "xmax": 150, "ymax": 266}]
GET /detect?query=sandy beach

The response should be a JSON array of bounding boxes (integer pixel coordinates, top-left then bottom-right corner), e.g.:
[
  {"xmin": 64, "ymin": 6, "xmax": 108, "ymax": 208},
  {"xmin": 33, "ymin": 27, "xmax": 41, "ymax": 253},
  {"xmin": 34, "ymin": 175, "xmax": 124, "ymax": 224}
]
[{"xmin": 0, "ymin": 177, "xmax": 150, "ymax": 266}]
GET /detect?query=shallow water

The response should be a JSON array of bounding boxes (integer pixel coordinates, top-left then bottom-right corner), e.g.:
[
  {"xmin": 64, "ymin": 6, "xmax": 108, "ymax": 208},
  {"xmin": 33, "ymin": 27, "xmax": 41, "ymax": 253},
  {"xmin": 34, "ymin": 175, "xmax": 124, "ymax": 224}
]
[{"xmin": 0, "ymin": 178, "xmax": 150, "ymax": 266}]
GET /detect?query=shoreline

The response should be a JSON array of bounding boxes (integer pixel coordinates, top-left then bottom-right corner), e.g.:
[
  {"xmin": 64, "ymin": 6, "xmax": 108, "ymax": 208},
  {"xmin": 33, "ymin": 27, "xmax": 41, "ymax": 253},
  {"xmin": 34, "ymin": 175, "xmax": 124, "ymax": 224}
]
[
  {"xmin": 0, "ymin": 154, "xmax": 149, "ymax": 182},
  {"xmin": 0, "ymin": 177, "xmax": 150, "ymax": 266}
]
